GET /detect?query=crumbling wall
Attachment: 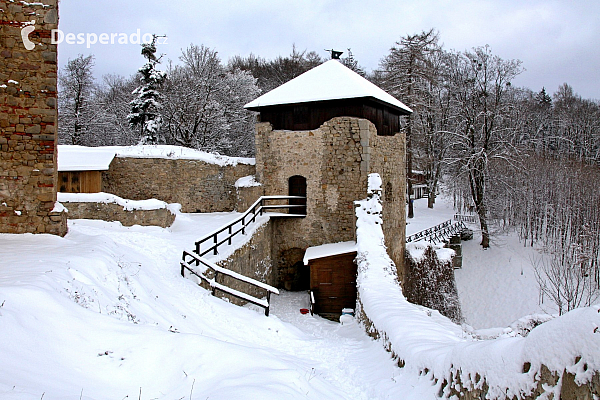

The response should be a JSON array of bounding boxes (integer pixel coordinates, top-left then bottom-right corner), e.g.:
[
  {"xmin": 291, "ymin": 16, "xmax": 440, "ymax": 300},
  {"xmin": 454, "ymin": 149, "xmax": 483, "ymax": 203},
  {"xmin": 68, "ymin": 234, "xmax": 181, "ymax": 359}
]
[
  {"xmin": 0, "ymin": 0, "xmax": 66, "ymax": 235},
  {"xmin": 61, "ymin": 201, "xmax": 176, "ymax": 228},
  {"xmin": 102, "ymin": 156, "xmax": 255, "ymax": 213}
]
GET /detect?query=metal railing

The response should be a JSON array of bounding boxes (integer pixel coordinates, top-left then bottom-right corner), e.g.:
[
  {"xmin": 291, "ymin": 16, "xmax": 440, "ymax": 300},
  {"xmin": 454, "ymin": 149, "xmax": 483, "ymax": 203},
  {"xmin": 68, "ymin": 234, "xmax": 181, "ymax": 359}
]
[
  {"xmin": 453, "ymin": 214, "xmax": 479, "ymax": 224},
  {"xmin": 406, "ymin": 219, "xmax": 467, "ymax": 244}
]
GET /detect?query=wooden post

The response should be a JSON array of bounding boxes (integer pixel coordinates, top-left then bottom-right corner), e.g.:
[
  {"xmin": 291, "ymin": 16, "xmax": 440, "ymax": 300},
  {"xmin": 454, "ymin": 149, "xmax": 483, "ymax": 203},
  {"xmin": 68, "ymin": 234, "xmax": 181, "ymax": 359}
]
[
  {"xmin": 265, "ymin": 291, "xmax": 271, "ymax": 316},
  {"xmin": 213, "ymin": 234, "xmax": 218, "ymax": 255}
]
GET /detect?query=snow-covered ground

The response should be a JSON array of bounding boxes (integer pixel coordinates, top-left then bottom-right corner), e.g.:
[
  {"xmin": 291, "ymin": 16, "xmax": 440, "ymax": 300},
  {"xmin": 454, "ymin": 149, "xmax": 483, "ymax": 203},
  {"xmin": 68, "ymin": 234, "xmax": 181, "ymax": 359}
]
[
  {"xmin": 0, "ymin": 212, "xmax": 440, "ymax": 399},
  {"xmin": 0, "ymin": 193, "xmax": 593, "ymax": 398},
  {"xmin": 406, "ymin": 196, "xmax": 556, "ymax": 329}
]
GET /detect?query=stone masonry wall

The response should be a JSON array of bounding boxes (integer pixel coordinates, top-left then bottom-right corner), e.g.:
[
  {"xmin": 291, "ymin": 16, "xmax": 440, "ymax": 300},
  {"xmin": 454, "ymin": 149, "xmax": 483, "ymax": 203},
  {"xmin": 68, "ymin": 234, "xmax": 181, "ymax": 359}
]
[
  {"xmin": 368, "ymin": 125, "xmax": 407, "ymax": 281},
  {"xmin": 102, "ymin": 157, "xmax": 256, "ymax": 213},
  {"xmin": 0, "ymin": 0, "xmax": 66, "ymax": 235},
  {"xmin": 62, "ymin": 201, "xmax": 176, "ymax": 228},
  {"xmin": 255, "ymin": 117, "xmax": 406, "ymax": 289},
  {"xmin": 215, "ymin": 221, "xmax": 275, "ymax": 306}
]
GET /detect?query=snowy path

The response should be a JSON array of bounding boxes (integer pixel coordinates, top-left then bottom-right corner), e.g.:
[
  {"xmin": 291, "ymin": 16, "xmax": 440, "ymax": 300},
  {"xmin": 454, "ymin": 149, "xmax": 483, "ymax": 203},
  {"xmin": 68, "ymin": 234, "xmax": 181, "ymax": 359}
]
[{"xmin": 262, "ymin": 291, "xmax": 438, "ymax": 399}]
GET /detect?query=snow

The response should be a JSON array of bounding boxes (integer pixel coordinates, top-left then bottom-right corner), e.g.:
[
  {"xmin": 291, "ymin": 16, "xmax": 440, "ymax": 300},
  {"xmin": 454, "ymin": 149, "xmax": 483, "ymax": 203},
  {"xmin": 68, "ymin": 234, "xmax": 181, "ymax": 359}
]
[
  {"xmin": 303, "ymin": 241, "xmax": 357, "ymax": 264},
  {"xmin": 234, "ymin": 175, "xmax": 261, "ymax": 188},
  {"xmin": 0, "ymin": 211, "xmax": 442, "ymax": 399},
  {"xmin": 57, "ymin": 145, "xmax": 116, "ymax": 171},
  {"xmin": 58, "ymin": 145, "xmax": 255, "ymax": 170},
  {"xmin": 8, "ymin": 79, "xmax": 18, "ymax": 84},
  {"xmin": 57, "ymin": 192, "xmax": 171, "ymax": 211},
  {"xmin": 1, "ymin": 176, "xmax": 598, "ymax": 398},
  {"xmin": 356, "ymin": 173, "xmax": 600, "ymax": 398},
  {"xmin": 244, "ymin": 60, "xmax": 412, "ymax": 114},
  {"xmin": 51, "ymin": 201, "xmax": 67, "ymax": 213},
  {"xmin": 405, "ymin": 195, "xmax": 555, "ymax": 329}
]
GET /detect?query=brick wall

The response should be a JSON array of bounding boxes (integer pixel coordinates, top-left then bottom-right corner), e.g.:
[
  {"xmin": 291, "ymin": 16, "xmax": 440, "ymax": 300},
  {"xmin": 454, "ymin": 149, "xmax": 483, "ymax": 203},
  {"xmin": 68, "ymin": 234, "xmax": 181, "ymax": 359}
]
[
  {"xmin": 0, "ymin": 0, "xmax": 66, "ymax": 235},
  {"xmin": 102, "ymin": 156, "xmax": 256, "ymax": 213}
]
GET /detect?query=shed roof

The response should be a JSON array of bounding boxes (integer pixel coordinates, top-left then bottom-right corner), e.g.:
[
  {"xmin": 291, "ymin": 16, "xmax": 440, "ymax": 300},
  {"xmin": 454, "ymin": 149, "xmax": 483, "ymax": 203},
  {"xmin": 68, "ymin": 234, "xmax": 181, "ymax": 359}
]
[
  {"xmin": 303, "ymin": 241, "xmax": 357, "ymax": 265},
  {"xmin": 244, "ymin": 60, "xmax": 412, "ymax": 114},
  {"xmin": 57, "ymin": 145, "xmax": 116, "ymax": 171}
]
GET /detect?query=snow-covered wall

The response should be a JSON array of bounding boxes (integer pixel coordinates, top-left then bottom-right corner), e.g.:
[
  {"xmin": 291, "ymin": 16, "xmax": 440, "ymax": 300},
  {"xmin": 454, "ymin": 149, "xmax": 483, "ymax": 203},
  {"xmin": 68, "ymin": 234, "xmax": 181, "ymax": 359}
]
[
  {"xmin": 58, "ymin": 192, "xmax": 177, "ymax": 228},
  {"xmin": 99, "ymin": 147, "xmax": 256, "ymax": 213},
  {"xmin": 355, "ymin": 174, "xmax": 600, "ymax": 399}
]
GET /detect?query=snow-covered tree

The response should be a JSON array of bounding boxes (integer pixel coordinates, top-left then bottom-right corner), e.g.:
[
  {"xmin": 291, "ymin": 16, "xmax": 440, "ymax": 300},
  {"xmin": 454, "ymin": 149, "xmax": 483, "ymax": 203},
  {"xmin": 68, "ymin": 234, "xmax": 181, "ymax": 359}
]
[
  {"xmin": 58, "ymin": 54, "xmax": 97, "ymax": 145},
  {"xmin": 161, "ymin": 44, "xmax": 260, "ymax": 156},
  {"xmin": 445, "ymin": 46, "xmax": 523, "ymax": 248},
  {"xmin": 379, "ymin": 29, "xmax": 441, "ymax": 217},
  {"xmin": 228, "ymin": 45, "xmax": 324, "ymax": 93},
  {"xmin": 128, "ymin": 35, "xmax": 166, "ymax": 145}
]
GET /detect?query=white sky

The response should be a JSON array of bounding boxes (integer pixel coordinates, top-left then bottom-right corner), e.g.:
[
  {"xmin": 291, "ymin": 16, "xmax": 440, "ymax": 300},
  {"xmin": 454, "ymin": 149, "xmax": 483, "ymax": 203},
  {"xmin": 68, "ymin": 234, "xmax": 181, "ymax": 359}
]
[{"xmin": 57, "ymin": 0, "xmax": 600, "ymax": 100}]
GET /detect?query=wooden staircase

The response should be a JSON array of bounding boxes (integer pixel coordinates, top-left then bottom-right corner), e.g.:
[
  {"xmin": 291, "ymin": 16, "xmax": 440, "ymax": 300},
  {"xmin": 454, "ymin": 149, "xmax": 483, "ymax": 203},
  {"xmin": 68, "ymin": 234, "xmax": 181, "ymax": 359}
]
[{"xmin": 181, "ymin": 196, "xmax": 305, "ymax": 316}]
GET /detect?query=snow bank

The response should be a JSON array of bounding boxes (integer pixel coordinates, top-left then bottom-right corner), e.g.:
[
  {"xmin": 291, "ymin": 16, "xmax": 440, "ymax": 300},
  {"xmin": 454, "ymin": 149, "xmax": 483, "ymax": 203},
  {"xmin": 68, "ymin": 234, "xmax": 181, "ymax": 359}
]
[
  {"xmin": 406, "ymin": 240, "xmax": 454, "ymax": 263},
  {"xmin": 58, "ymin": 192, "xmax": 170, "ymax": 211},
  {"xmin": 58, "ymin": 145, "xmax": 255, "ymax": 168},
  {"xmin": 355, "ymin": 173, "xmax": 600, "ymax": 398}
]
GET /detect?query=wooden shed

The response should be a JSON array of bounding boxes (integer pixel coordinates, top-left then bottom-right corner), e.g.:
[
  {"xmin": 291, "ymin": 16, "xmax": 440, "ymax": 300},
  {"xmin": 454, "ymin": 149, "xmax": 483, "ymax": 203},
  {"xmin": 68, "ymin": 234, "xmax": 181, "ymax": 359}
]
[
  {"xmin": 245, "ymin": 60, "xmax": 412, "ymax": 136},
  {"xmin": 57, "ymin": 146, "xmax": 116, "ymax": 193},
  {"xmin": 303, "ymin": 241, "xmax": 358, "ymax": 320}
]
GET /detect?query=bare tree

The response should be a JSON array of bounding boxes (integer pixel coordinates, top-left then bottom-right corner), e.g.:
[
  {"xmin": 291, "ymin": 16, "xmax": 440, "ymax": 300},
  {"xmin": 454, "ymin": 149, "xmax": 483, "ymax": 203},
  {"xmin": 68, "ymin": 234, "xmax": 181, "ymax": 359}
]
[
  {"xmin": 58, "ymin": 54, "xmax": 97, "ymax": 145},
  {"xmin": 379, "ymin": 29, "xmax": 440, "ymax": 218},
  {"xmin": 162, "ymin": 44, "xmax": 260, "ymax": 156},
  {"xmin": 445, "ymin": 46, "xmax": 523, "ymax": 248},
  {"xmin": 228, "ymin": 45, "xmax": 324, "ymax": 94}
]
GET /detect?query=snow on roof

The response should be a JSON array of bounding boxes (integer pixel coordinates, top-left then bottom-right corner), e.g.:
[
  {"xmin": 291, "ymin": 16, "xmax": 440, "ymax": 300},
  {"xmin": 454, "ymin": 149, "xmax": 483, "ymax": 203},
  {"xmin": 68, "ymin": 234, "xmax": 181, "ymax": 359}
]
[
  {"xmin": 303, "ymin": 241, "xmax": 357, "ymax": 265},
  {"xmin": 244, "ymin": 60, "xmax": 412, "ymax": 114},
  {"xmin": 58, "ymin": 145, "xmax": 255, "ymax": 169},
  {"xmin": 57, "ymin": 145, "xmax": 116, "ymax": 171}
]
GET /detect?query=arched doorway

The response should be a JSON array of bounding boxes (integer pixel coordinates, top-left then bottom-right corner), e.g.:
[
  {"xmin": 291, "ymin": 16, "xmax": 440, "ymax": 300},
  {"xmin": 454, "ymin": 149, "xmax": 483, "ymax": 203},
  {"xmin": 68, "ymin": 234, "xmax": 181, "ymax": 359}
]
[{"xmin": 288, "ymin": 175, "xmax": 307, "ymax": 215}]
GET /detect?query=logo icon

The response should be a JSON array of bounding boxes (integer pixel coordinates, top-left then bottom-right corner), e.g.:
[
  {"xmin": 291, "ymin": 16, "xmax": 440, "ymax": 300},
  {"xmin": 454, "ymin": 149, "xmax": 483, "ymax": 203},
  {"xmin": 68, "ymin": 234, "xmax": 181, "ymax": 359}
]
[{"xmin": 21, "ymin": 20, "xmax": 36, "ymax": 50}]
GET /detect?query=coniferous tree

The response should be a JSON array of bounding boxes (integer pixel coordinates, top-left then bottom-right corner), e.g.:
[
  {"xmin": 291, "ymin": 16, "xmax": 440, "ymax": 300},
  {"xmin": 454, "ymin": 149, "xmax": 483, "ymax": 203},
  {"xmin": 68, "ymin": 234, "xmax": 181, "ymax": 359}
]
[{"xmin": 128, "ymin": 35, "xmax": 166, "ymax": 145}]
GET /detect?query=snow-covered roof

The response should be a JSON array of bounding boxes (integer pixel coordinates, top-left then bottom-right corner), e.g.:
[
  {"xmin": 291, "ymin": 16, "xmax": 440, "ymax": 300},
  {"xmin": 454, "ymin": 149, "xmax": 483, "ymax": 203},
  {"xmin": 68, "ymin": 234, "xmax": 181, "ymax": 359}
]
[
  {"xmin": 58, "ymin": 145, "xmax": 255, "ymax": 170},
  {"xmin": 244, "ymin": 60, "xmax": 412, "ymax": 114},
  {"xmin": 58, "ymin": 145, "xmax": 116, "ymax": 171},
  {"xmin": 303, "ymin": 241, "xmax": 357, "ymax": 264}
]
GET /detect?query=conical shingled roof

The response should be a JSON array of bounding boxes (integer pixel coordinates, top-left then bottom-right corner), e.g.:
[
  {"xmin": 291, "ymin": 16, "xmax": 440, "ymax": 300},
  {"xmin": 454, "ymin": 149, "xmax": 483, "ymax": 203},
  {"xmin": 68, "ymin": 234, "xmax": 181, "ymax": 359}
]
[{"xmin": 244, "ymin": 59, "xmax": 412, "ymax": 114}]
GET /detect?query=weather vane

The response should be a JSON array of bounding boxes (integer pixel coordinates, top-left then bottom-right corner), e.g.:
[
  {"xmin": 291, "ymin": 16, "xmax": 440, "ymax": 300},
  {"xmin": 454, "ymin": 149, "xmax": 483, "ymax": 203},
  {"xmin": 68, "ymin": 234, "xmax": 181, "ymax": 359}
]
[{"xmin": 325, "ymin": 49, "xmax": 343, "ymax": 60}]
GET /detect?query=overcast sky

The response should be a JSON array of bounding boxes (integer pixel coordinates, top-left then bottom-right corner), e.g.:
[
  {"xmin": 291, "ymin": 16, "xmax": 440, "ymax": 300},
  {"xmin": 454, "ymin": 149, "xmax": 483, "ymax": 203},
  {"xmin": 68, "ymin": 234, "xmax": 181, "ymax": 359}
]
[{"xmin": 57, "ymin": 0, "xmax": 600, "ymax": 100}]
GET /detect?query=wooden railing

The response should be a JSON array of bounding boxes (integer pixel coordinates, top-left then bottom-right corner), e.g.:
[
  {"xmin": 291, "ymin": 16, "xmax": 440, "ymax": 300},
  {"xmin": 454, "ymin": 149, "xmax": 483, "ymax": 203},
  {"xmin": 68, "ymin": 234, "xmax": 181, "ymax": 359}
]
[
  {"xmin": 182, "ymin": 195, "xmax": 305, "ymax": 316},
  {"xmin": 181, "ymin": 250, "xmax": 279, "ymax": 316},
  {"xmin": 194, "ymin": 195, "xmax": 305, "ymax": 256},
  {"xmin": 406, "ymin": 219, "xmax": 467, "ymax": 244}
]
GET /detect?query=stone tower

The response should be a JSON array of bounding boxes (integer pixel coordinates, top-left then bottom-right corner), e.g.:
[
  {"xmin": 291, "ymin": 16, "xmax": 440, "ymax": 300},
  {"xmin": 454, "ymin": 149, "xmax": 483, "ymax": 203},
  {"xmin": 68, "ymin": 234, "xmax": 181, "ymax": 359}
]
[
  {"xmin": 0, "ymin": 0, "xmax": 66, "ymax": 235},
  {"xmin": 245, "ymin": 60, "xmax": 411, "ymax": 289}
]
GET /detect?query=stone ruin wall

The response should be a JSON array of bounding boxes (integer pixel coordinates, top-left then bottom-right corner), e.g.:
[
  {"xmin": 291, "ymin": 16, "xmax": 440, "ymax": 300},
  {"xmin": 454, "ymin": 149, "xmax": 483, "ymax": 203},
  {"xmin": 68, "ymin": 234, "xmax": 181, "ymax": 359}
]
[
  {"xmin": 102, "ymin": 156, "xmax": 256, "ymax": 213},
  {"xmin": 0, "ymin": 0, "xmax": 66, "ymax": 235},
  {"xmin": 254, "ymin": 117, "xmax": 406, "ymax": 289},
  {"xmin": 368, "ymin": 127, "xmax": 407, "ymax": 281}
]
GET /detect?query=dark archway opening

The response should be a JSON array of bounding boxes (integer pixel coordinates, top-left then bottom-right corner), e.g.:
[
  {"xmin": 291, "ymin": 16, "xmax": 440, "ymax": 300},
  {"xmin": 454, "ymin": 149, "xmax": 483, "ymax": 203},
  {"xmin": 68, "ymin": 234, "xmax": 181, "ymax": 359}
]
[{"xmin": 288, "ymin": 175, "xmax": 307, "ymax": 215}]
